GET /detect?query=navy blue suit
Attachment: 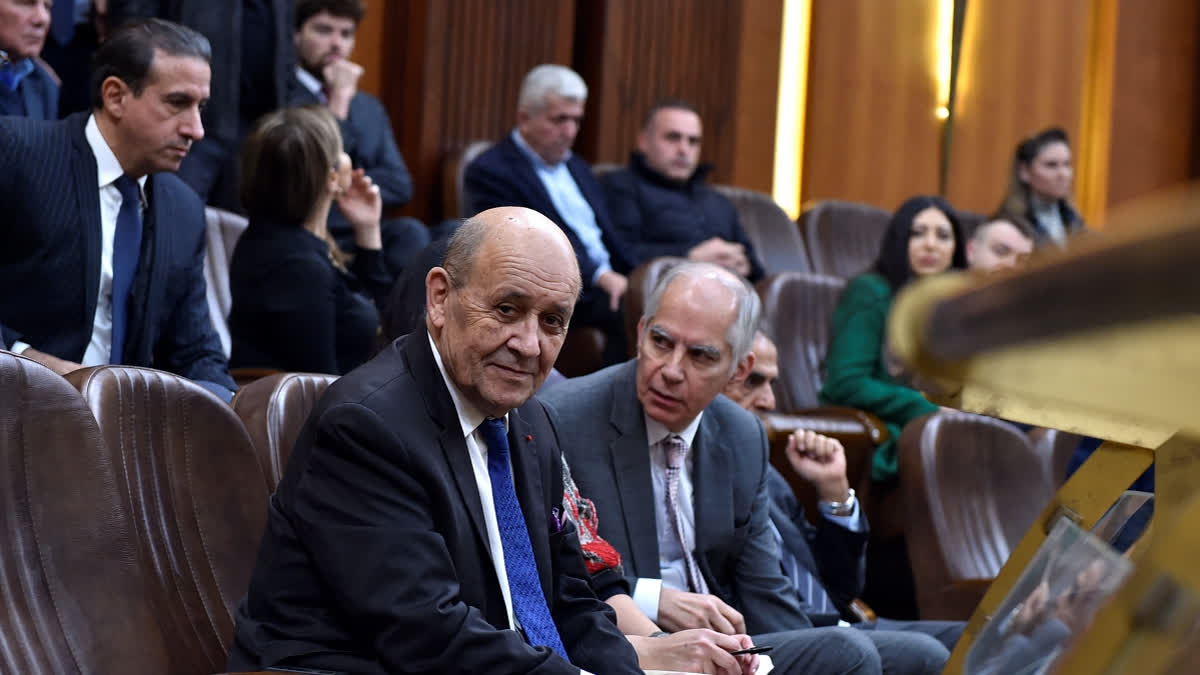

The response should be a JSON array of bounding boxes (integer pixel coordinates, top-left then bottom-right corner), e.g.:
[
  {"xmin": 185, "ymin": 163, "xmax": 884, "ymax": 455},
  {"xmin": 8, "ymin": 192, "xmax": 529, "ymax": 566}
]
[
  {"xmin": 0, "ymin": 113, "xmax": 234, "ymax": 390},
  {"xmin": 0, "ymin": 58, "xmax": 59, "ymax": 120}
]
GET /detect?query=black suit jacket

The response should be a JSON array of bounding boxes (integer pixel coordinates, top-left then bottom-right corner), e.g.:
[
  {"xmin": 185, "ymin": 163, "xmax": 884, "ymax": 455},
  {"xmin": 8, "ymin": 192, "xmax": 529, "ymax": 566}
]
[
  {"xmin": 463, "ymin": 134, "xmax": 636, "ymax": 287},
  {"xmin": 229, "ymin": 334, "xmax": 641, "ymax": 674},
  {"xmin": 766, "ymin": 466, "xmax": 868, "ymax": 625},
  {"xmin": 0, "ymin": 113, "xmax": 233, "ymax": 388},
  {"xmin": 542, "ymin": 360, "xmax": 812, "ymax": 636}
]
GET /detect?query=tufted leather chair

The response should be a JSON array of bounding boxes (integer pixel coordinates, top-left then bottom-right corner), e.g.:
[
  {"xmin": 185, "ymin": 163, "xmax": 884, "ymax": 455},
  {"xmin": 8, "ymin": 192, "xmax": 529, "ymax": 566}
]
[
  {"xmin": 799, "ymin": 200, "xmax": 890, "ymax": 279},
  {"xmin": 757, "ymin": 272, "xmax": 889, "ymax": 523},
  {"xmin": 233, "ymin": 372, "xmax": 337, "ymax": 490},
  {"xmin": 713, "ymin": 185, "xmax": 812, "ymax": 276},
  {"xmin": 899, "ymin": 411, "xmax": 1056, "ymax": 620},
  {"xmin": 203, "ymin": 207, "xmax": 250, "ymax": 358},
  {"xmin": 0, "ymin": 352, "xmax": 172, "ymax": 675},
  {"xmin": 446, "ymin": 140, "xmax": 495, "ymax": 219},
  {"xmin": 622, "ymin": 256, "xmax": 688, "ymax": 356},
  {"xmin": 66, "ymin": 366, "xmax": 270, "ymax": 675}
]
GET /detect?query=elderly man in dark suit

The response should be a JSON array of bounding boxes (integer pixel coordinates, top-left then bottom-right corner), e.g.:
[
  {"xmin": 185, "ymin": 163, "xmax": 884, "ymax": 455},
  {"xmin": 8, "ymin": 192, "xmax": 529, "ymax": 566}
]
[
  {"xmin": 0, "ymin": 18, "xmax": 234, "ymax": 398},
  {"xmin": 724, "ymin": 331, "xmax": 964, "ymax": 650},
  {"xmin": 0, "ymin": 0, "xmax": 59, "ymax": 119},
  {"xmin": 543, "ymin": 261, "xmax": 951, "ymax": 674},
  {"xmin": 464, "ymin": 64, "xmax": 635, "ymax": 365},
  {"xmin": 229, "ymin": 207, "xmax": 642, "ymax": 674}
]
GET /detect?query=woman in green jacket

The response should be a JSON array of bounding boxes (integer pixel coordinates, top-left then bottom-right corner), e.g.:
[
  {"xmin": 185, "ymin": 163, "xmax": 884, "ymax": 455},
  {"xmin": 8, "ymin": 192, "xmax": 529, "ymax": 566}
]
[{"xmin": 820, "ymin": 195, "xmax": 967, "ymax": 483}]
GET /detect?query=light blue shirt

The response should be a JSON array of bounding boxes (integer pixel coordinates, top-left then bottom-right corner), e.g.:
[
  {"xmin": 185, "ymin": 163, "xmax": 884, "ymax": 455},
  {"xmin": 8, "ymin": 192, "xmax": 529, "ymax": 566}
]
[{"xmin": 510, "ymin": 129, "xmax": 612, "ymax": 284}]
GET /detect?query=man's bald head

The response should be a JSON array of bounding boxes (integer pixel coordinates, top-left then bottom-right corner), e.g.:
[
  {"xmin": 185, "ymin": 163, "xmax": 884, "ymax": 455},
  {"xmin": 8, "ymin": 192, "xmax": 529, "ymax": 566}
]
[{"xmin": 443, "ymin": 207, "xmax": 581, "ymax": 296}]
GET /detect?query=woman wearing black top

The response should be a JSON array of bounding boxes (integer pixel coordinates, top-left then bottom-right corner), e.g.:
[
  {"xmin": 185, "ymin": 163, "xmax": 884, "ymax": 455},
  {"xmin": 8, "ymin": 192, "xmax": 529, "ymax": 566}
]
[{"xmin": 229, "ymin": 105, "xmax": 390, "ymax": 375}]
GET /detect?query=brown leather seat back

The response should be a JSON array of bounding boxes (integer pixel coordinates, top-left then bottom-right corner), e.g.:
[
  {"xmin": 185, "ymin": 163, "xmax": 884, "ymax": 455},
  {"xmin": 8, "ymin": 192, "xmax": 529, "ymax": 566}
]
[
  {"xmin": 713, "ymin": 185, "xmax": 812, "ymax": 276},
  {"xmin": 623, "ymin": 256, "xmax": 687, "ymax": 356},
  {"xmin": 799, "ymin": 200, "xmax": 890, "ymax": 278},
  {"xmin": 0, "ymin": 353, "xmax": 169, "ymax": 675},
  {"xmin": 900, "ymin": 411, "xmax": 1055, "ymax": 619},
  {"xmin": 233, "ymin": 372, "xmax": 337, "ymax": 490},
  {"xmin": 450, "ymin": 140, "xmax": 495, "ymax": 218},
  {"xmin": 758, "ymin": 272, "xmax": 847, "ymax": 410},
  {"xmin": 66, "ymin": 366, "xmax": 269, "ymax": 675}
]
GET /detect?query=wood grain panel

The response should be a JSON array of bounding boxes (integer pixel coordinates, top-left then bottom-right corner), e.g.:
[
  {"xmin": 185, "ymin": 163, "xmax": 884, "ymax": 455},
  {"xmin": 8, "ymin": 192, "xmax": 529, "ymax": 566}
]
[
  {"xmin": 943, "ymin": 0, "xmax": 1091, "ymax": 215},
  {"xmin": 576, "ymin": 0, "xmax": 782, "ymax": 192},
  {"xmin": 801, "ymin": 0, "xmax": 943, "ymax": 212},
  {"xmin": 1105, "ymin": 0, "xmax": 1200, "ymax": 208}
]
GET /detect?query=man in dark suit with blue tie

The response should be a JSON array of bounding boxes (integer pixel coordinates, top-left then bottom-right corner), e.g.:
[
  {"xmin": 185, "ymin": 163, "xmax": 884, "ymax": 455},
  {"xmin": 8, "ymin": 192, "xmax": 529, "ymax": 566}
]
[
  {"xmin": 464, "ymin": 64, "xmax": 635, "ymax": 365},
  {"xmin": 0, "ymin": 18, "xmax": 235, "ymax": 396},
  {"xmin": 0, "ymin": 0, "xmax": 59, "ymax": 120},
  {"xmin": 228, "ymin": 207, "xmax": 642, "ymax": 674}
]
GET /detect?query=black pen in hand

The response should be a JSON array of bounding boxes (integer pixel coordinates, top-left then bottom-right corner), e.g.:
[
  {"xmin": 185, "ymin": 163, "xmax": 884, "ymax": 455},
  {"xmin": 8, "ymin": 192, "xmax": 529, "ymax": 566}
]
[{"xmin": 730, "ymin": 645, "xmax": 772, "ymax": 656}]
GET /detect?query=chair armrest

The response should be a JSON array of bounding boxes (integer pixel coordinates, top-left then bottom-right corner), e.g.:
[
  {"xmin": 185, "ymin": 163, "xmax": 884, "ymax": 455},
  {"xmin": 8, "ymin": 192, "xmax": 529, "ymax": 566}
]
[
  {"xmin": 230, "ymin": 367, "xmax": 284, "ymax": 387},
  {"xmin": 847, "ymin": 598, "xmax": 877, "ymax": 623}
]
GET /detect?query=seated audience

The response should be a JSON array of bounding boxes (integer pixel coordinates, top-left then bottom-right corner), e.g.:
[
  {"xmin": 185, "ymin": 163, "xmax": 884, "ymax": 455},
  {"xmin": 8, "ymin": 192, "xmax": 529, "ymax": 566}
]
[
  {"xmin": 0, "ymin": 0, "xmax": 59, "ymax": 119},
  {"xmin": 601, "ymin": 99, "xmax": 764, "ymax": 281},
  {"xmin": 464, "ymin": 63, "xmax": 635, "ymax": 365},
  {"xmin": 544, "ymin": 261, "xmax": 952, "ymax": 675},
  {"xmin": 997, "ymin": 127, "xmax": 1085, "ymax": 247},
  {"xmin": 228, "ymin": 105, "xmax": 389, "ymax": 375},
  {"xmin": 966, "ymin": 215, "xmax": 1034, "ymax": 271},
  {"xmin": 289, "ymin": 0, "xmax": 429, "ymax": 279},
  {"xmin": 229, "ymin": 207, "xmax": 644, "ymax": 674},
  {"xmin": 0, "ymin": 18, "xmax": 235, "ymax": 399},
  {"xmin": 724, "ymin": 330, "xmax": 964, "ymax": 651},
  {"xmin": 819, "ymin": 195, "xmax": 967, "ymax": 483}
]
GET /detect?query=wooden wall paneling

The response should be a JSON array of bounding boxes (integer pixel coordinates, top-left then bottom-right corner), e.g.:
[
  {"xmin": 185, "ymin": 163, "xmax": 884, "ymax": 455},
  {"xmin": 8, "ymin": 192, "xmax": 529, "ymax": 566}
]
[
  {"xmin": 801, "ymin": 0, "xmax": 943, "ymax": 212},
  {"xmin": 1105, "ymin": 0, "xmax": 1200, "ymax": 209},
  {"xmin": 382, "ymin": 0, "xmax": 576, "ymax": 225},
  {"xmin": 943, "ymin": 0, "xmax": 1091, "ymax": 215},
  {"xmin": 354, "ymin": 0, "xmax": 385, "ymax": 98},
  {"xmin": 730, "ymin": 0, "xmax": 785, "ymax": 193}
]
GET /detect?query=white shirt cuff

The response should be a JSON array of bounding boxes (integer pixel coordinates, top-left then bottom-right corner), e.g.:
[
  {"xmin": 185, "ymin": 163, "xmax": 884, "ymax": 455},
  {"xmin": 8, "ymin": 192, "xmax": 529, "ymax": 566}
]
[
  {"xmin": 9, "ymin": 341, "xmax": 32, "ymax": 355},
  {"xmin": 823, "ymin": 499, "xmax": 864, "ymax": 532},
  {"xmin": 632, "ymin": 577, "xmax": 662, "ymax": 622},
  {"xmin": 590, "ymin": 264, "xmax": 613, "ymax": 286}
]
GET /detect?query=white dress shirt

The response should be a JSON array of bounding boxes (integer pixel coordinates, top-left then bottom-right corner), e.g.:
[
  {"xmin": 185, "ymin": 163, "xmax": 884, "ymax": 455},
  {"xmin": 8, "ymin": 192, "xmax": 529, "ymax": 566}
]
[{"xmin": 11, "ymin": 114, "xmax": 146, "ymax": 364}]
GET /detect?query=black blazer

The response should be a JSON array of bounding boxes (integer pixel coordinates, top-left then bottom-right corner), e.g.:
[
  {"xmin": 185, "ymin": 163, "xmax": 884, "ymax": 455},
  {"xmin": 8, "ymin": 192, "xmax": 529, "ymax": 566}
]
[
  {"xmin": 463, "ymin": 134, "xmax": 636, "ymax": 286},
  {"xmin": 543, "ymin": 360, "xmax": 813, "ymax": 636},
  {"xmin": 0, "ymin": 113, "xmax": 233, "ymax": 389},
  {"xmin": 766, "ymin": 466, "xmax": 869, "ymax": 625},
  {"xmin": 228, "ymin": 334, "xmax": 641, "ymax": 674},
  {"xmin": 228, "ymin": 222, "xmax": 385, "ymax": 375}
]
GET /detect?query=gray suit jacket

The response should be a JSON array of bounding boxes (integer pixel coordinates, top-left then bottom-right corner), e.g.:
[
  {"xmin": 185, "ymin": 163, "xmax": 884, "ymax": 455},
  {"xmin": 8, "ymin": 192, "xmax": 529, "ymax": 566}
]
[{"xmin": 542, "ymin": 360, "xmax": 812, "ymax": 635}]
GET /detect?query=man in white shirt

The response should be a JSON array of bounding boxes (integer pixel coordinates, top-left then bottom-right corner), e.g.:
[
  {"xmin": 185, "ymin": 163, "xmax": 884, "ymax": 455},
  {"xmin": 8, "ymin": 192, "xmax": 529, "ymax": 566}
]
[
  {"xmin": 545, "ymin": 262, "xmax": 951, "ymax": 674},
  {"xmin": 0, "ymin": 18, "xmax": 235, "ymax": 397}
]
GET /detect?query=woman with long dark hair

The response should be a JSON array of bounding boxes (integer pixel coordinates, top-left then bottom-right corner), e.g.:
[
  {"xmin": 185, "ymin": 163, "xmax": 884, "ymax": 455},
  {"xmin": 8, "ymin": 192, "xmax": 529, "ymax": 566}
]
[{"xmin": 999, "ymin": 127, "xmax": 1085, "ymax": 246}]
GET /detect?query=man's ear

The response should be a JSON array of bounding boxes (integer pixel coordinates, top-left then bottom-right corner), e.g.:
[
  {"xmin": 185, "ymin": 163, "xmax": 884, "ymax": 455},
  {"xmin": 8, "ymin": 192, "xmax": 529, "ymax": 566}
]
[
  {"xmin": 425, "ymin": 266, "xmax": 452, "ymax": 330},
  {"xmin": 731, "ymin": 351, "xmax": 755, "ymax": 383},
  {"xmin": 635, "ymin": 317, "xmax": 647, "ymax": 354},
  {"xmin": 100, "ymin": 76, "xmax": 130, "ymax": 119}
]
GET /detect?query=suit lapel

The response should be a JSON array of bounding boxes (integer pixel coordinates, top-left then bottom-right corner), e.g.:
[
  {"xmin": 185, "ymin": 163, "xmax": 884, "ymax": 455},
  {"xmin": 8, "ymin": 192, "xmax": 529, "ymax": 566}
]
[
  {"xmin": 500, "ymin": 137, "xmax": 565, "ymax": 225},
  {"xmin": 70, "ymin": 119, "xmax": 103, "ymax": 333},
  {"xmin": 692, "ymin": 412, "xmax": 734, "ymax": 558},
  {"xmin": 609, "ymin": 367, "xmax": 660, "ymax": 578}
]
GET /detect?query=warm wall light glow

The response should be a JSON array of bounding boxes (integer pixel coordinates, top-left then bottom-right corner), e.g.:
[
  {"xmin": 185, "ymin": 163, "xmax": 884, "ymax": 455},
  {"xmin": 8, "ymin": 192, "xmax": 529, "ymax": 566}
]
[
  {"xmin": 772, "ymin": 0, "xmax": 811, "ymax": 219},
  {"xmin": 935, "ymin": 106, "xmax": 950, "ymax": 120},
  {"xmin": 934, "ymin": 0, "xmax": 954, "ymax": 115}
]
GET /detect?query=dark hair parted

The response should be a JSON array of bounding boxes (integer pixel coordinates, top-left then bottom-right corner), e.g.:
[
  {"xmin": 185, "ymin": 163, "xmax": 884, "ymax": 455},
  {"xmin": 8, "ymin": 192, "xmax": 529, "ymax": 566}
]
[
  {"xmin": 999, "ymin": 126, "xmax": 1073, "ymax": 220},
  {"xmin": 90, "ymin": 18, "xmax": 211, "ymax": 109},
  {"xmin": 239, "ymin": 105, "xmax": 343, "ymax": 225},
  {"xmin": 872, "ymin": 195, "xmax": 967, "ymax": 292},
  {"xmin": 643, "ymin": 98, "xmax": 699, "ymax": 130},
  {"xmin": 296, "ymin": 0, "xmax": 366, "ymax": 29}
]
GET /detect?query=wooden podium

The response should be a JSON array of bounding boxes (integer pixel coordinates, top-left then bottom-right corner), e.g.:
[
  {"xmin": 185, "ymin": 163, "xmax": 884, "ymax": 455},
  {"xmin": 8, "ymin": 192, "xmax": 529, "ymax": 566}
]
[{"xmin": 886, "ymin": 186, "xmax": 1200, "ymax": 674}]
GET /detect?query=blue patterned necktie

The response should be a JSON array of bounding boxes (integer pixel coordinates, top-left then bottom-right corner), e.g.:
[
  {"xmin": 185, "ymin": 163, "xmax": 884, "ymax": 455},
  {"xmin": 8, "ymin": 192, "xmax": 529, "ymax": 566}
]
[
  {"xmin": 109, "ymin": 175, "xmax": 143, "ymax": 364},
  {"xmin": 478, "ymin": 417, "xmax": 568, "ymax": 660}
]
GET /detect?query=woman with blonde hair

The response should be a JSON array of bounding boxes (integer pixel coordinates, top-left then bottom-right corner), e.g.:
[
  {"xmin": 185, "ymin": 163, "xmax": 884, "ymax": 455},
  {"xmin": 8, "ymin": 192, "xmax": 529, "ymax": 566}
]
[{"xmin": 228, "ymin": 105, "xmax": 390, "ymax": 375}]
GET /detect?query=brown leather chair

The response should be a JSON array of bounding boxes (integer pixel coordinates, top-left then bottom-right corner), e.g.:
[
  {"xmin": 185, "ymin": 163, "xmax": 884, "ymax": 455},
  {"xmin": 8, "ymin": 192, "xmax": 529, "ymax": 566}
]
[
  {"xmin": 899, "ymin": 411, "xmax": 1056, "ymax": 620},
  {"xmin": 203, "ymin": 207, "xmax": 250, "ymax": 358},
  {"xmin": 444, "ymin": 140, "xmax": 495, "ymax": 219},
  {"xmin": 0, "ymin": 352, "xmax": 172, "ymax": 675},
  {"xmin": 757, "ymin": 272, "xmax": 889, "ymax": 522},
  {"xmin": 233, "ymin": 372, "xmax": 337, "ymax": 490},
  {"xmin": 622, "ymin": 256, "xmax": 687, "ymax": 356},
  {"xmin": 1033, "ymin": 428, "xmax": 1082, "ymax": 487},
  {"xmin": 799, "ymin": 200, "xmax": 890, "ymax": 278},
  {"xmin": 713, "ymin": 185, "xmax": 812, "ymax": 276},
  {"xmin": 66, "ymin": 365, "xmax": 270, "ymax": 675}
]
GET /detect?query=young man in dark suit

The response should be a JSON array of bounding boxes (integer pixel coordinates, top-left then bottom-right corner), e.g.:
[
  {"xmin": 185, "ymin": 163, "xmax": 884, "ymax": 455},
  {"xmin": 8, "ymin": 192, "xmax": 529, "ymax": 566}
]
[
  {"xmin": 288, "ymin": 0, "xmax": 429, "ymax": 279},
  {"xmin": 229, "ymin": 207, "xmax": 642, "ymax": 674},
  {"xmin": 543, "ymin": 262, "xmax": 951, "ymax": 674},
  {"xmin": 463, "ymin": 64, "xmax": 635, "ymax": 365},
  {"xmin": 0, "ymin": 18, "xmax": 235, "ymax": 398}
]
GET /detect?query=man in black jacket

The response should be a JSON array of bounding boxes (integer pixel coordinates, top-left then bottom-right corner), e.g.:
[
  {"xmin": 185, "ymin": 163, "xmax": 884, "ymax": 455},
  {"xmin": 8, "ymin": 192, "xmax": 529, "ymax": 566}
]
[
  {"xmin": 289, "ymin": 0, "xmax": 428, "ymax": 279},
  {"xmin": 601, "ymin": 100, "xmax": 765, "ymax": 282}
]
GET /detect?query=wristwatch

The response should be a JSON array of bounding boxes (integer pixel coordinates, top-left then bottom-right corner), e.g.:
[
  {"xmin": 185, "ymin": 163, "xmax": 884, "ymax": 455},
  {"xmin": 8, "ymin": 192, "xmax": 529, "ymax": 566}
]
[{"xmin": 819, "ymin": 488, "xmax": 857, "ymax": 517}]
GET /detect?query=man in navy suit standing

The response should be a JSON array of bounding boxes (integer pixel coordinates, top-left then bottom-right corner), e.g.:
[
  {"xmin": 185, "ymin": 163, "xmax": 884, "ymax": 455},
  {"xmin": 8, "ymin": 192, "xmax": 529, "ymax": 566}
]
[
  {"xmin": 464, "ymin": 64, "xmax": 635, "ymax": 365},
  {"xmin": 0, "ymin": 18, "xmax": 235, "ymax": 397}
]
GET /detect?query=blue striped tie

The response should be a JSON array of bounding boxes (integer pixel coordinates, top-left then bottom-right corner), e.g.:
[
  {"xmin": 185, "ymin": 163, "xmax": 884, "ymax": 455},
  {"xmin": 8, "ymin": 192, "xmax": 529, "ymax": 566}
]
[
  {"xmin": 109, "ymin": 175, "xmax": 142, "ymax": 364},
  {"xmin": 772, "ymin": 521, "xmax": 833, "ymax": 614},
  {"xmin": 479, "ymin": 417, "xmax": 568, "ymax": 660}
]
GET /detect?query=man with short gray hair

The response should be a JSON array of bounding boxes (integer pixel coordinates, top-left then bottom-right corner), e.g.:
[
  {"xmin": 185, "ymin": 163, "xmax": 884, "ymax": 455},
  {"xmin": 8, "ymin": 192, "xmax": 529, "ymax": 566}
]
[{"xmin": 464, "ymin": 63, "xmax": 634, "ymax": 366}]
